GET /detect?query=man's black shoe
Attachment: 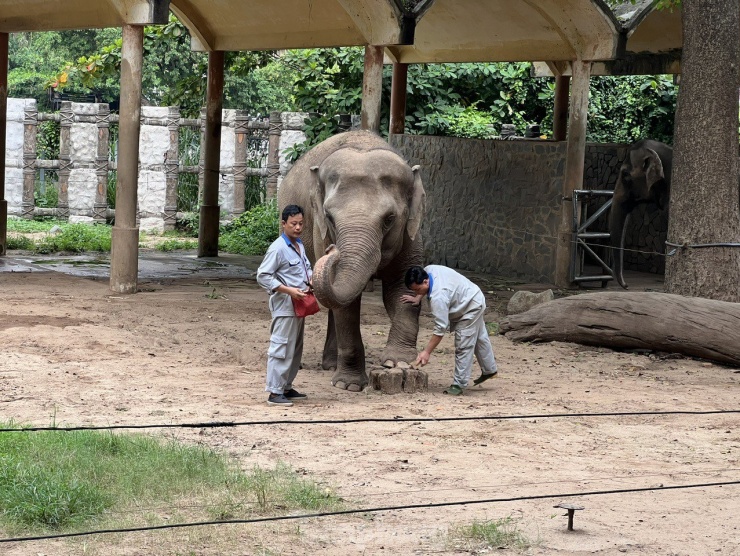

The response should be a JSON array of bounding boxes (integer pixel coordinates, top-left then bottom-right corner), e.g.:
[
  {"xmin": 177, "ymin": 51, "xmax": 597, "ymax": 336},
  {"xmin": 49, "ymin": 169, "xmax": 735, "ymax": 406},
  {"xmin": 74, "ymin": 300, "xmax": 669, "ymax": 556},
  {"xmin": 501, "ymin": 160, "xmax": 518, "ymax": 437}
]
[{"xmin": 284, "ymin": 389, "xmax": 307, "ymax": 400}]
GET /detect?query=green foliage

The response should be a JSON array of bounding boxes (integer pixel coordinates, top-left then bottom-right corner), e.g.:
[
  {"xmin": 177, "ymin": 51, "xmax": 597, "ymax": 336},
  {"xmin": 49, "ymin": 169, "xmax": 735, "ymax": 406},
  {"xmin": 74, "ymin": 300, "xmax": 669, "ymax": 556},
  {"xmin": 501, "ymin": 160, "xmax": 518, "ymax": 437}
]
[
  {"xmin": 155, "ymin": 239, "xmax": 198, "ymax": 252},
  {"xmin": 219, "ymin": 201, "xmax": 280, "ymax": 256},
  {"xmin": 175, "ymin": 212, "xmax": 200, "ymax": 237},
  {"xmin": 34, "ymin": 224, "xmax": 112, "ymax": 254},
  {"xmin": 588, "ymin": 75, "xmax": 677, "ymax": 144},
  {"xmin": 6, "ymin": 235, "xmax": 35, "ymax": 250},
  {"xmin": 0, "ymin": 422, "xmax": 342, "ymax": 533},
  {"xmin": 6, "ymin": 218, "xmax": 65, "ymax": 233},
  {"xmin": 34, "ymin": 182, "xmax": 59, "ymax": 209}
]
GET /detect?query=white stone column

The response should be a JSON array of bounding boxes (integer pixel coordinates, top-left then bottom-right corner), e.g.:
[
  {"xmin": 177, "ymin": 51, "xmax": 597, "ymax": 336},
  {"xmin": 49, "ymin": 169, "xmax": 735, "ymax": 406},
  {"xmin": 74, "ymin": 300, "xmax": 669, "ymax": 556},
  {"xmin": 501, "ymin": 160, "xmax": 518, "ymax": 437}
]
[
  {"xmin": 218, "ymin": 109, "xmax": 236, "ymax": 215},
  {"xmin": 5, "ymin": 98, "xmax": 36, "ymax": 215},
  {"xmin": 278, "ymin": 112, "xmax": 309, "ymax": 191},
  {"xmin": 138, "ymin": 106, "xmax": 171, "ymax": 232},
  {"xmin": 67, "ymin": 102, "xmax": 104, "ymax": 222}
]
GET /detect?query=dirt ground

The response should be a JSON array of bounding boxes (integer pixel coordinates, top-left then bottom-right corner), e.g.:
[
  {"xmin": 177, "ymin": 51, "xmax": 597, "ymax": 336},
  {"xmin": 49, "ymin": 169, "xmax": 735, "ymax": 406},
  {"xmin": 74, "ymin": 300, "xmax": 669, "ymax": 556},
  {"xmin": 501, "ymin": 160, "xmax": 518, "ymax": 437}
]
[{"xmin": 1, "ymin": 253, "xmax": 739, "ymax": 555}]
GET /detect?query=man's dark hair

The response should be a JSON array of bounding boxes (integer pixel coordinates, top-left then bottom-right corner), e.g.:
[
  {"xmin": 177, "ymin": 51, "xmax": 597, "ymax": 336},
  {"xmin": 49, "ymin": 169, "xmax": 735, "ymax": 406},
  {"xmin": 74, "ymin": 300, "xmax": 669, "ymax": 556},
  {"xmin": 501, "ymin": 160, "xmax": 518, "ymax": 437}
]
[
  {"xmin": 404, "ymin": 266, "xmax": 428, "ymax": 288},
  {"xmin": 282, "ymin": 204, "xmax": 304, "ymax": 222}
]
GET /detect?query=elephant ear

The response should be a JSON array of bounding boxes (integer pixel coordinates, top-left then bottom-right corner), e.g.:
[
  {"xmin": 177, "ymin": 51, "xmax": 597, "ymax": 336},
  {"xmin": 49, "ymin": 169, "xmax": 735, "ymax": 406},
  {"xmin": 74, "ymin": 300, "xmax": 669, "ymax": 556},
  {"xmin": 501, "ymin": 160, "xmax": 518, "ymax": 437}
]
[
  {"xmin": 406, "ymin": 165, "xmax": 426, "ymax": 242},
  {"xmin": 309, "ymin": 165, "xmax": 328, "ymax": 241},
  {"xmin": 644, "ymin": 148, "xmax": 665, "ymax": 191}
]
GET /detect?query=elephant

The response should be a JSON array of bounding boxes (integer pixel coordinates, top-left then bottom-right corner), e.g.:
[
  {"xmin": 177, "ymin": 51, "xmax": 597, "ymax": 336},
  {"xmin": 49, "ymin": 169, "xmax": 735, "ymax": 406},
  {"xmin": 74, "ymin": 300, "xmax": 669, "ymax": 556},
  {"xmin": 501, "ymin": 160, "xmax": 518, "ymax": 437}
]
[
  {"xmin": 609, "ymin": 139, "xmax": 673, "ymax": 289},
  {"xmin": 277, "ymin": 130, "xmax": 426, "ymax": 391}
]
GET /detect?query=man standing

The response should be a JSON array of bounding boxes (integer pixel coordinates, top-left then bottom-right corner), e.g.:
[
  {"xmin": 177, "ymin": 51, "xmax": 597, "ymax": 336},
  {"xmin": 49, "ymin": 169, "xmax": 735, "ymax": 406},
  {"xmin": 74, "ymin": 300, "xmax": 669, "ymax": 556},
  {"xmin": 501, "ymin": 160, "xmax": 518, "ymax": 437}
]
[
  {"xmin": 256, "ymin": 205, "xmax": 312, "ymax": 407},
  {"xmin": 401, "ymin": 265, "xmax": 498, "ymax": 395}
]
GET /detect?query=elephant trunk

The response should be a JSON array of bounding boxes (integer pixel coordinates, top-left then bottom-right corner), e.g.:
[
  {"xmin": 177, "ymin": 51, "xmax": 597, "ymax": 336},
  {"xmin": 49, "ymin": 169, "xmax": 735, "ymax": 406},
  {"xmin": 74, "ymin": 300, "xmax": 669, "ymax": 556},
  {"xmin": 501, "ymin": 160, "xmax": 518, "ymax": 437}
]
[
  {"xmin": 608, "ymin": 200, "xmax": 631, "ymax": 289},
  {"xmin": 313, "ymin": 231, "xmax": 382, "ymax": 309}
]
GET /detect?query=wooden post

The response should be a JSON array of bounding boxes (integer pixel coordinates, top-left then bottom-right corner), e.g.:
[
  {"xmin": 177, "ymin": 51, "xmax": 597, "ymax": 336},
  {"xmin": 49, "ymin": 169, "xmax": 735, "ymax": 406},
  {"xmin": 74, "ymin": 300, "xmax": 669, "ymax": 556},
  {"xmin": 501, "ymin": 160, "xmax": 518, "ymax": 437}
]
[
  {"xmin": 554, "ymin": 60, "xmax": 590, "ymax": 288},
  {"xmin": 361, "ymin": 45, "xmax": 384, "ymax": 132},
  {"xmin": 553, "ymin": 75, "xmax": 570, "ymax": 141},
  {"xmin": 22, "ymin": 105, "xmax": 38, "ymax": 219},
  {"xmin": 198, "ymin": 50, "xmax": 224, "ymax": 258},
  {"xmin": 232, "ymin": 110, "xmax": 248, "ymax": 216},
  {"xmin": 94, "ymin": 103, "xmax": 110, "ymax": 224},
  {"xmin": 0, "ymin": 33, "xmax": 7, "ymax": 256},
  {"xmin": 163, "ymin": 105, "xmax": 179, "ymax": 230},
  {"xmin": 389, "ymin": 62, "xmax": 408, "ymax": 136},
  {"xmin": 265, "ymin": 111, "xmax": 281, "ymax": 200},
  {"xmin": 110, "ymin": 24, "xmax": 144, "ymax": 294},
  {"xmin": 57, "ymin": 101, "xmax": 73, "ymax": 220}
]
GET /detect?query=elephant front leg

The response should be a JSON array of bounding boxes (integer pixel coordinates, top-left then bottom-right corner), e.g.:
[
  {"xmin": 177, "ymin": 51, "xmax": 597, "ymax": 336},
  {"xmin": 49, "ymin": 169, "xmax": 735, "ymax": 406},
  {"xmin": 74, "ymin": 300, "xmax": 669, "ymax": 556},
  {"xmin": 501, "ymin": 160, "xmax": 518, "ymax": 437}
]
[
  {"xmin": 380, "ymin": 276, "xmax": 420, "ymax": 365},
  {"xmin": 321, "ymin": 309, "xmax": 338, "ymax": 370},
  {"xmin": 330, "ymin": 296, "xmax": 368, "ymax": 392}
]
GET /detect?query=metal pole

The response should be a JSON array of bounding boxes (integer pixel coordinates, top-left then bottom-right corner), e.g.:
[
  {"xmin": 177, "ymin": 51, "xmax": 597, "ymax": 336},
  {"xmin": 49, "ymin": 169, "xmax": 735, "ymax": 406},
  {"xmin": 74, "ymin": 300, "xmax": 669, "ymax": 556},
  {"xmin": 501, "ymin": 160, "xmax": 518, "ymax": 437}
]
[
  {"xmin": 389, "ymin": 62, "xmax": 408, "ymax": 136},
  {"xmin": 110, "ymin": 24, "xmax": 144, "ymax": 294},
  {"xmin": 198, "ymin": 50, "xmax": 224, "ymax": 257}
]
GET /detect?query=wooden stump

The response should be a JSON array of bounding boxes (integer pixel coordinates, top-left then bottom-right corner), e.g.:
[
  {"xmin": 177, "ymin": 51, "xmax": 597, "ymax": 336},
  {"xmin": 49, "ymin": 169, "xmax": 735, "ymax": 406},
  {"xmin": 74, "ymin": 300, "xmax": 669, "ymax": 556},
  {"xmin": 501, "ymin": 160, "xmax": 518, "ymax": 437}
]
[
  {"xmin": 369, "ymin": 367, "xmax": 429, "ymax": 394},
  {"xmin": 499, "ymin": 291, "xmax": 740, "ymax": 367}
]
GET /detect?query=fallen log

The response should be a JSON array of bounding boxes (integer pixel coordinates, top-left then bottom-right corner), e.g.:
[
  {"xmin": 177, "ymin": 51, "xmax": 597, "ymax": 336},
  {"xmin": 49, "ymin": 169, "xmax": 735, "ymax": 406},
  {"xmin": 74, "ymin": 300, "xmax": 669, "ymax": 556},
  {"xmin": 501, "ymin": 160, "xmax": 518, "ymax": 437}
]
[{"xmin": 499, "ymin": 291, "xmax": 740, "ymax": 367}]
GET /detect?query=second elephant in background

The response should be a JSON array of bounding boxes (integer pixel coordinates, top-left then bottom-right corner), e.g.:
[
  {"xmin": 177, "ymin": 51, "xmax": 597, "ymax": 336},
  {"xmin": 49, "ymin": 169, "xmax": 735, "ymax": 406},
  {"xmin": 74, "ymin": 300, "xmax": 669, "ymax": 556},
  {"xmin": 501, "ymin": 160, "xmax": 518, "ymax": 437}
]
[{"xmin": 278, "ymin": 130, "xmax": 426, "ymax": 392}]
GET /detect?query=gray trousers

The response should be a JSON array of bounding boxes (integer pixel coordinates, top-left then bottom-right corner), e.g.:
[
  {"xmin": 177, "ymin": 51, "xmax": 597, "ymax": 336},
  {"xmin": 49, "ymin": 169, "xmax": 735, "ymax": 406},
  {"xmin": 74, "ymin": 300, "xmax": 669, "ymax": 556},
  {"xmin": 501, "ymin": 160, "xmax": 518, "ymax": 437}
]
[
  {"xmin": 452, "ymin": 311, "xmax": 497, "ymax": 388},
  {"xmin": 265, "ymin": 316, "xmax": 304, "ymax": 394}
]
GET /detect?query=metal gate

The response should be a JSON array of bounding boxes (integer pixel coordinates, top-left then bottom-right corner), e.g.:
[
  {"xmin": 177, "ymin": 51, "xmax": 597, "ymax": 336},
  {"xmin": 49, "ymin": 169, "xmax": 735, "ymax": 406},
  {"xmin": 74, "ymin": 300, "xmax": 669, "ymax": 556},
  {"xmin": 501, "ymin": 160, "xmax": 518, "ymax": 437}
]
[{"xmin": 569, "ymin": 189, "xmax": 615, "ymax": 287}]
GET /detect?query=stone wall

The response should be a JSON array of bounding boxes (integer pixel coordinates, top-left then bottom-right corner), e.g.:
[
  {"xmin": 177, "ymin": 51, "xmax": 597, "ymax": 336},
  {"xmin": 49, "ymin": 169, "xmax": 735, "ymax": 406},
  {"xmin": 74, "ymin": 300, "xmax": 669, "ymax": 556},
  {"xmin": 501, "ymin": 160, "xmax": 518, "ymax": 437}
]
[
  {"xmin": 4, "ymin": 98, "xmax": 35, "ymax": 215},
  {"xmin": 391, "ymin": 136, "xmax": 666, "ymax": 283}
]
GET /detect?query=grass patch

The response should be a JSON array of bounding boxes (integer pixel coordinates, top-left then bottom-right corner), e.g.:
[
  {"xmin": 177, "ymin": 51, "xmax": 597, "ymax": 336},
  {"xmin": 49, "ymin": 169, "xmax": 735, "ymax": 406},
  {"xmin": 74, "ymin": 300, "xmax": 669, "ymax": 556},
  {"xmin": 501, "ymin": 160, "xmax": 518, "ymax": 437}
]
[
  {"xmin": 5, "ymin": 235, "xmax": 35, "ymax": 250},
  {"xmin": 155, "ymin": 239, "xmax": 198, "ymax": 252},
  {"xmin": 447, "ymin": 517, "xmax": 534, "ymax": 552},
  {"xmin": 485, "ymin": 321, "xmax": 500, "ymax": 335},
  {"xmin": 6, "ymin": 218, "xmax": 66, "ymax": 234},
  {"xmin": 35, "ymin": 224, "xmax": 112, "ymax": 254},
  {"xmin": 0, "ymin": 423, "xmax": 343, "ymax": 536}
]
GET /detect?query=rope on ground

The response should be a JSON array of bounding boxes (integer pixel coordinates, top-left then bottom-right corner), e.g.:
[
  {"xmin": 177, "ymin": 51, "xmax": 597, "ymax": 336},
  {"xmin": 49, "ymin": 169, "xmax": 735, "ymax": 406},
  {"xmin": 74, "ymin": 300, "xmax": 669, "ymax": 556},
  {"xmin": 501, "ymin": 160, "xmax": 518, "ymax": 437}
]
[
  {"xmin": 1, "ymin": 479, "xmax": 738, "ymax": 544},
  {"xmin": 1, "ymin": 409, "xmax": 739, "ymax": 433}
]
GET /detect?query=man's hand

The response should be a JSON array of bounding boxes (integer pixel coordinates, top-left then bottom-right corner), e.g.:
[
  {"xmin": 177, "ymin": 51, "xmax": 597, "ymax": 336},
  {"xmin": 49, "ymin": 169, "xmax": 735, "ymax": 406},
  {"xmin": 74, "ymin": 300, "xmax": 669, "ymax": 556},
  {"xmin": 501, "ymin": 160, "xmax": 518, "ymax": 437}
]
[
  {"xmin": 414, "ymin": 350, "xmax": 431, "ymax": 367},
  {"xmin": 284, "ymin": 286, "xmax": 308, "ymax": 299},
  {"xmin": 400, "ymin": 294, "xmax": 422, "ymax": 306}
]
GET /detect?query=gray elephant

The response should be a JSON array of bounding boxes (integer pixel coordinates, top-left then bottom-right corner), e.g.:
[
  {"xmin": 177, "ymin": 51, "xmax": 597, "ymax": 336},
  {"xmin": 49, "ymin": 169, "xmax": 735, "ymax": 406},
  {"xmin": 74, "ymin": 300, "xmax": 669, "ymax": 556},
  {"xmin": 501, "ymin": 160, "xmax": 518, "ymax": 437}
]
[
  {"xmin": 609, "ymin": 139, "xmax": 673, "ymax": 288},
  {"xmin": 277, "ymin": 130, "xmax": 425, "ymax": 391}
]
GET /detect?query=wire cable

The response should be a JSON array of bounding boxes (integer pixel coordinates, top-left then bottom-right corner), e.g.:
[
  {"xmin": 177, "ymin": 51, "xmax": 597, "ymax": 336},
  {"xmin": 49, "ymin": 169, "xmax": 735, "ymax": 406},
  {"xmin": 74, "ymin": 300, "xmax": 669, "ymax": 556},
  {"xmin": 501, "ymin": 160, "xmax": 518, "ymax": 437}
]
[
  {"xmin": 1, "ymin": 479, "xmax": 738, "ymax": 544},
  {"xmin": 1, "ymin": 408, "xmax": 739, "ymax": 433}
]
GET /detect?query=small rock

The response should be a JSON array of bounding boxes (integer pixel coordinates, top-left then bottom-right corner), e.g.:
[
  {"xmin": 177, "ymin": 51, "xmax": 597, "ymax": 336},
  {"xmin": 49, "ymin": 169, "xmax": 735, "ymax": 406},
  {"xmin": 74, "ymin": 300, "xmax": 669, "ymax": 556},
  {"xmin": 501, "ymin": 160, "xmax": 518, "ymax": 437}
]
[
  {"xmin": 396, "ymin": 361, "xmax": 410, "ymax": 369},
  {"xmin": 382, "ymin": 359, "xmax": 395, "ymax": 368},
  {"xmin": 49, "ymin": 225, "xmax": 62, "ymax": 235}
]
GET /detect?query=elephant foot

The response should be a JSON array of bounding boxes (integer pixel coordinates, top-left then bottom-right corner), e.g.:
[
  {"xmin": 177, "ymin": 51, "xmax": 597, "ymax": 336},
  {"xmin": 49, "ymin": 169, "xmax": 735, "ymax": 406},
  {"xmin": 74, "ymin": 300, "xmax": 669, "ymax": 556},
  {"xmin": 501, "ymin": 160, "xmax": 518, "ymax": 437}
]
[
  {"xmin": 331, "ymin": 368, "xmax": 368, "ymax": 392},
  {"xmin": 322, "ymin": 354, "xmax": 338, "ymax": 371},
  {"xmin": 380, "ymin": 345, "xmax": 418, "ymax": 367}
]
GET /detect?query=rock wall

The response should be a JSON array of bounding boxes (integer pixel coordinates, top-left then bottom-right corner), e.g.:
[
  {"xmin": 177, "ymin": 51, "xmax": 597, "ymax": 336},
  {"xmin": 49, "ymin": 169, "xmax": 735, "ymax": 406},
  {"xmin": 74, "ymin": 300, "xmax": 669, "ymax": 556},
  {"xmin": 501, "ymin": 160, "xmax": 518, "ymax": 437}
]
[{"xmin": 391, "ymin": 136, "xmax": 665, "ymax": 283}]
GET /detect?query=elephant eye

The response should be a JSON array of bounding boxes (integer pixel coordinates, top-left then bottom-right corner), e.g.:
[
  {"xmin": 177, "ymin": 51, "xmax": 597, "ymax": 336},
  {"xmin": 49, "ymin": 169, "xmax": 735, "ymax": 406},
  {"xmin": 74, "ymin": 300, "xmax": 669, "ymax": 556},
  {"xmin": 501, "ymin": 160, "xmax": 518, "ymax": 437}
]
[
  {"xmin": 325, "ymin": 212, "xmax": 335, "ymax": 227},
  {"xmin": 383, "ymin": 213, "xmax": 396, "ymax": 228}
]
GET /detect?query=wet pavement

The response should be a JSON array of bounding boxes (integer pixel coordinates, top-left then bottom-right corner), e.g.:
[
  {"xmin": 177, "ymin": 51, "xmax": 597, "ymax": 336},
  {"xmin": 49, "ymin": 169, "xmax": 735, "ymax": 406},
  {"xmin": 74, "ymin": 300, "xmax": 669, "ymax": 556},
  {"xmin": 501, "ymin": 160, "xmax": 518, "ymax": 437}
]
[{"xmin": 0, "ymin": 250, "xmax": 261, "ymax": 282}]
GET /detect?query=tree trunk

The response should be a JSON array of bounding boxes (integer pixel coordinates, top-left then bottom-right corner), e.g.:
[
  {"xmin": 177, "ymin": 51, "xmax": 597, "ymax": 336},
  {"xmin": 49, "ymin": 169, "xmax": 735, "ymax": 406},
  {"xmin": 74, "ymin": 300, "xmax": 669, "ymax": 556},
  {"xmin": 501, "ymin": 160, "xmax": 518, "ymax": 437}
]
[
  {"xmin": 664, "ymin": 0, "xmax": 740, "ymax": 301},
  {"xmin": 499, "ymin": 292, "xmax": 740, "ymax": 367}
]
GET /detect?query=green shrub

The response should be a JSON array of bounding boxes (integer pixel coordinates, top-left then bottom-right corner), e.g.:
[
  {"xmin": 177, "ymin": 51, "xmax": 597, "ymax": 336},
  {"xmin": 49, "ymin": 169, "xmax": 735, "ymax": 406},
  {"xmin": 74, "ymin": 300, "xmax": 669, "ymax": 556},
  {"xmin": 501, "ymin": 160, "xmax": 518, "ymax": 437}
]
[
  {"xmin": 6, "ymin": 235, "xmax": 35, "ymax": 250},
  {"xmin": 175, "ymin": 211, "xmax": 200, "ymax": 237},
  {"xmin": 35, "ymin": 224, "xmax": 112, "ymax": 254},
  {"xmin": 155, "ymin": 239, "xmax": 198, "ymax": 251},
  {"xmin": 219, "ymin": 201, "xmax": 279, "ymax": 256}
]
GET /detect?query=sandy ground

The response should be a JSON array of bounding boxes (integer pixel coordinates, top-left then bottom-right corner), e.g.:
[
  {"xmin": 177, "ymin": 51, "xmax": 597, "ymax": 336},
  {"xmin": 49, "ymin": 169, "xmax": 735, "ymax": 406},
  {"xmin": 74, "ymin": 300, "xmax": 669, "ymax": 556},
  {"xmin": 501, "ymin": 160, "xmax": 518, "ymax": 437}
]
[{"xmin": 1, "ymin": 253, "xmax": 739, "ymax": 555}]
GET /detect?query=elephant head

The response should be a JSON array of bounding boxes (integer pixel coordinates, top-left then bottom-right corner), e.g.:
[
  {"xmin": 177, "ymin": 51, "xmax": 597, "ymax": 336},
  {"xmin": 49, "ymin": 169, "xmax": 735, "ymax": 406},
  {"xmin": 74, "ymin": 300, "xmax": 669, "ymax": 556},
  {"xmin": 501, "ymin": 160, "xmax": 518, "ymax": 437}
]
[
  {"xmin": 310, "ymin": 147, "xmax": 425, "ymax": 309},
  {"xmin": 608, "ymin": 140, "xmax": 672, "ymax": 288}
]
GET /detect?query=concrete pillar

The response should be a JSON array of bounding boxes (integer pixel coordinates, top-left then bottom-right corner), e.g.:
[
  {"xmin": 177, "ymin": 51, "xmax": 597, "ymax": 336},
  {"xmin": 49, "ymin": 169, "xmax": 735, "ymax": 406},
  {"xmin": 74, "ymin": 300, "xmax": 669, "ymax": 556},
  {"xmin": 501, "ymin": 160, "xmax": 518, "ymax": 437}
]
[
  {"xmin": 232, "ymin": 110, "xmax": 248, "ymax": 216},
  {"xmin": 198, "ymin": 50, "xmax": 224, "ymax": 258},
  {"xmin": 57, "ymin": 101, "xmax": 73, "ymax": 220},
  {"xmin": 389, "ymin": 62, "xmax": 408, "ymax": 136},
  {"xmin": 553, "ymin": 75, "xmax": 570, "ymax": 142},
  {"xmin": 554, "ymin": 60, "xmax": 591, "ymax": 288},
  {"xmin": 265, "ymin": 111, "xmax": 281, "ymax": 200},
  {"xmin": 361, "ymin": 45, "xmax": 384, "ymax": 132},
  {"xmin": 94, "ymin": 104, "xmax": 110, "ymax": 223},
  {"xmin": 138, "ymin": 106, "xmax": 171, "ymax": 232},
  {"xmin": 110, "ymin": 24, "xmax": 144, "ymax": 294},
  {"xmin": 22, "ymin": 104, "xmax": 38, "ymax": 219},
  {"xmin": 163, "ymin": 106, "xmax": 180, "ymax": 230},
  {"xmin": 0, "ymin": 32, "xmax": 6, "ymax": 256}
]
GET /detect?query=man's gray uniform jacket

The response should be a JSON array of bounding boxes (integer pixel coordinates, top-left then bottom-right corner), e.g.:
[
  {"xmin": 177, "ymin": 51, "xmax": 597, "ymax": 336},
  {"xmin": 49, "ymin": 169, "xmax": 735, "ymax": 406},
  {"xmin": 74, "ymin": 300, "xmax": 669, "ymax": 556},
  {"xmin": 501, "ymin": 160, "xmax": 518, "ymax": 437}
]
[
  {"xmin": 424, "ymin": 264, "xmax": 485, "ymax": 335},
  {"xmin": 257, "ymin": 234, "xmax": 313, "ymax": 317}
]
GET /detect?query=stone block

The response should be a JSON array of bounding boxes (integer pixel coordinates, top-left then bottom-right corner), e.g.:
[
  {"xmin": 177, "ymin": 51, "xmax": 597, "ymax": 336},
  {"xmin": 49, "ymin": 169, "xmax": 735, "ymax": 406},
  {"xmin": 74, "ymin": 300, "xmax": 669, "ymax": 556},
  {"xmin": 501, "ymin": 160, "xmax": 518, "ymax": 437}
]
[
  {"xmin": 139, "ymin": 216, "xmax": 164, "ymax": 233},
  {"xmin": 68, "ymin": 168, "xmax": 98, "ymax": 214},
  {"xmin": 70, "ymin": 123, "xmax": 97, "ymax": 163},
  {"xmin": 68, "ymin": 215, "xmax": 94, "ymax": 224},
  {"xmin": 4, "ymin": 168, "xmax": 23, "ymax": 214},
  {"xmin": 138, "ymin": 170, "xmax": 167, "ymax": 215},
  {"xmin": 139, "ymin": 124, "xmax": 169, "ymax": 166},
  {"xmin": 507, "ymin": 289, "xmax": 555, "ymax": 315},
  {"xmin": 369, "ymin": 368, "xmax": 403, "ymax": 394},
  {"xmin": 402, "ymin": 368, "xmax": 428, "ymax": 393}
]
